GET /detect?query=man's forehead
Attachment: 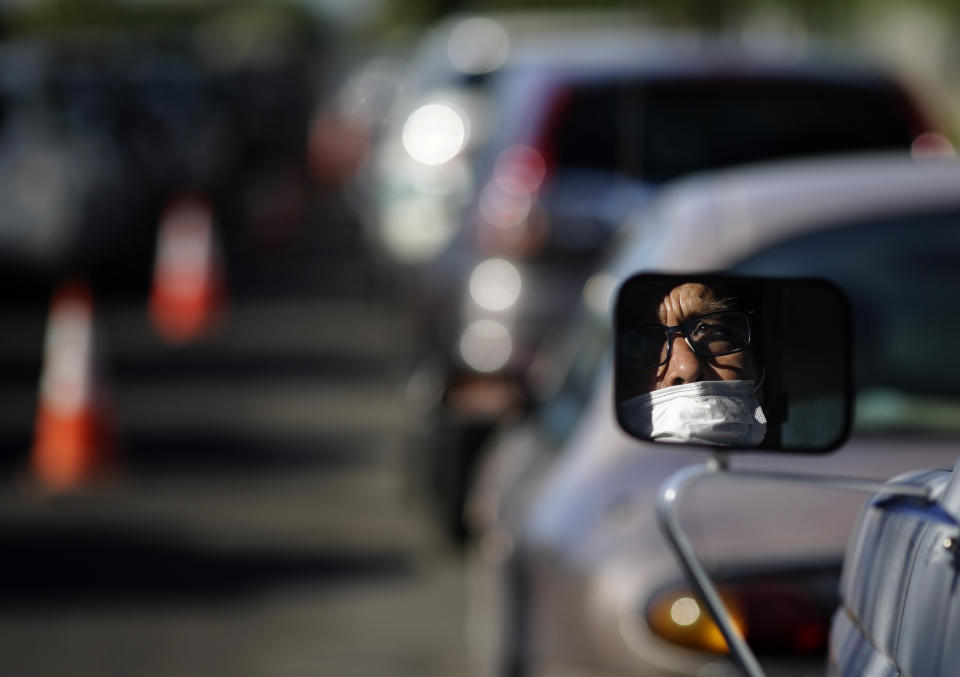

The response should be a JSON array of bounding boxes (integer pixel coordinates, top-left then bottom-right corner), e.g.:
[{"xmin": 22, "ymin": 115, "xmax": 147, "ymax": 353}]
[{"xmin": 656, "ymin": 283, "xmax": 730, "ymax": 322}]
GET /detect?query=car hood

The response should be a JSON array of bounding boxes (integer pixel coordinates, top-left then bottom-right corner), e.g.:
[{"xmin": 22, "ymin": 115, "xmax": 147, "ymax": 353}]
[{"xmin": 522, "ymin": 370, "xmax": 960, "ymax": 571}]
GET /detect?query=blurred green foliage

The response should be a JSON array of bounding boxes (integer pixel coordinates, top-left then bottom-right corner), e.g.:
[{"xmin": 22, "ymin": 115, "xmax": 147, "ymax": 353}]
[
  {"xmin": 372, "ymin": 0, "xmax": 960, "ymax": 135},
  {"xmin": 377, "ymin": 0, "xmax": 955, "ymax": 33}
]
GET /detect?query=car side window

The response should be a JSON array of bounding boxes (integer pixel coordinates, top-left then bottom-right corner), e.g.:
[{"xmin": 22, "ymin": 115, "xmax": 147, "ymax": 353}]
[
  {"xmin": 534, "ymin": 309, "xmax": 611, "ymax": 447},
  {"xmin": 733, "ymin": 208, "xmax": 960, "ymax": 433}
]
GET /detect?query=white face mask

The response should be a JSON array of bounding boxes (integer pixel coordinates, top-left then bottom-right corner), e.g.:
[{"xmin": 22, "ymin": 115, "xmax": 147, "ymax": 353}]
[{"xmin": 618, "ymin": 380, "xmax": 767, "ymax": 447}]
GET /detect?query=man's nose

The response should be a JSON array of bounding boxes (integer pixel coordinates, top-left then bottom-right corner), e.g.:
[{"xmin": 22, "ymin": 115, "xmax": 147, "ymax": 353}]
[{"xmin": 661, "ymin": 336, "xmax": 709, "ymax": 387}]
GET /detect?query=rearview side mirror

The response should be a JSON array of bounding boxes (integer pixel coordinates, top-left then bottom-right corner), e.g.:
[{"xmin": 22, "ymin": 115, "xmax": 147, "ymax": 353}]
[{"xmin": 614, "ymin": 273, "xmax": 852, "ymax": 452}]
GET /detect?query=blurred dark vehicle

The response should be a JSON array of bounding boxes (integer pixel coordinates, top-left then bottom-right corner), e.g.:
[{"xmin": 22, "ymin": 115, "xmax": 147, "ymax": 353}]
[
  {"xmin": 0, "ymin": 7, "xmax": 322, "ymax": 301},
  {"xmin": 400, "ymin": 24, "xmax": 945, "ymax": 543},
  {"xmin": 464, "ymin": 154, "xmax": 960, "ymax": 677}
]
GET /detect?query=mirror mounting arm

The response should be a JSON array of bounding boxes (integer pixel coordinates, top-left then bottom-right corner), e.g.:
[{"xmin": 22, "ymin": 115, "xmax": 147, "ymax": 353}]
[{"xmin": 656, "ymin": 454, "xmax": 932, "ymax": 677}]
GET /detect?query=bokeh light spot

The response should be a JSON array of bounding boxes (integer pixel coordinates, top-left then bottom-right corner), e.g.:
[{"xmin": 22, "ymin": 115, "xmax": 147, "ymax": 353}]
[
  {"xmin": 460, "ymin": 319, "xmax": 512, "ymax": 372},
  {"xmin": 402, "ymin": 103, "xmax": 466, "ymax": 166}
]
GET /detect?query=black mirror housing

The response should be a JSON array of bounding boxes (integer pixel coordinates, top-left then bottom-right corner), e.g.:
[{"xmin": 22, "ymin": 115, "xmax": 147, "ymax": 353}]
[{"xmin": 614, "ymin": 273, "xmax": 853, "ymax": 453}]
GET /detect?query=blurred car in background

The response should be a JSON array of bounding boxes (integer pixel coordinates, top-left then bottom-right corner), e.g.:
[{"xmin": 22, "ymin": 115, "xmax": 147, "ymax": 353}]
[
  {"xmin": 464, "ymin": 153, "xmax": 960, "ymax": 677},
  {"xmin": 352, "ymin": 10, "xmax": 654, "ymax": 272},
  {"xmin": 387, "ymin": 15, "xmax": 946, "ymax": 543},
  {"xmin": 0, "ymin": 5, "xmax": 323, "ymax": 300}
]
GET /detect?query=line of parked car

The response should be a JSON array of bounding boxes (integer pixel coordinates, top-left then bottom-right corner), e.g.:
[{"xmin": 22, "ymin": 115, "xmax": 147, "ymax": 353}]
[
  {"xmin": 356, "ymin": 11, "xmax": 945, "ymax": 544},
  {"xmin": 347, "ymin": 10, "xmax": 960, "ymax": 677}
]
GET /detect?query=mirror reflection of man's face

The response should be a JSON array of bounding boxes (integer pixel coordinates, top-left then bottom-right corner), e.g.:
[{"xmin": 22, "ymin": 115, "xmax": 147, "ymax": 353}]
[{"xmin": 631, "ymin": 282, "xmax": 758, "ymax": 395}]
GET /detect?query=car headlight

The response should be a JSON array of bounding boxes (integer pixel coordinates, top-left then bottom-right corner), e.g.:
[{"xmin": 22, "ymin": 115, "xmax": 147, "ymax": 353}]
[
  {"xmin": 468, "ymin": 258, "xmax": 522, "ymax": 311},
  {"xmin": 646, "ymin": 586, "xmax": 745, "ymax": 654},
  {"xmin": 645, "ymin": 573, "xmax": 833, "ymax": 656}
]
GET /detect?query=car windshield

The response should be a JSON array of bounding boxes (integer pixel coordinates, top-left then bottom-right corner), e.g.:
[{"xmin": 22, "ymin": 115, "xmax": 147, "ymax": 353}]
[
  {"xmin": 732, "ymin": 207, "xmax": 960, "ymax": 435},
  {"xmin": 551, "ymin": 77, "xmax": 918, "ymax": 182},
  {"xmin": 532, "ymin": 301, "xmax": 611, "ymax": 447}
]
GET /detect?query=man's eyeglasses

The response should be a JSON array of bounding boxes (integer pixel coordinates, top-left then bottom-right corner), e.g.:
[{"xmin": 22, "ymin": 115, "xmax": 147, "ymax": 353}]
[{"xmin": 620, "ymin": 310, "xmax": 753, "ymax": 370}]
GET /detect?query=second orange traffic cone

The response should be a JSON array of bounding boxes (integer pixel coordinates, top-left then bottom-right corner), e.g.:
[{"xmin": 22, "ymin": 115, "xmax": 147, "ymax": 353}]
[
  {"xmin": 149, "ymin": 193, "xmax": 225, "ymax": 344},
  {"xmin": 31, "ymin": 280, "xmax": 116, "ymax": 490}
]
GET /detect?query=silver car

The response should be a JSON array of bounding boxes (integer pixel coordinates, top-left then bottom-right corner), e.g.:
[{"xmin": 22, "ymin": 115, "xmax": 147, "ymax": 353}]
[{"xmin": 465, "ymin": 153, "xmax": 960, "ymax": 677}]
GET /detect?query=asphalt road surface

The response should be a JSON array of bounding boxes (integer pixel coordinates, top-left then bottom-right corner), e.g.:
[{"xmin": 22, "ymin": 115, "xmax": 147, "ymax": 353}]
[{"xmin": 0, "ymin": 199, "xmax": 471, "ymax": 677}]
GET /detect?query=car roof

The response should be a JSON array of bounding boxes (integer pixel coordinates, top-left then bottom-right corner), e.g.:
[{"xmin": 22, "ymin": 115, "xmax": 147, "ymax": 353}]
[
  {"xmin": 423, "ymin": 9, "xmax": 902, "ymax": 79},
  {"xmin": 610, "ymin": 153, "xmax": 960, "ymax": 278},
  {"xmin": 504, "ymin": 33, "xmax": 892, "ymax": 84},
  {"xmin": 408, "ymin": 13, "xmax": 905, "ymax": 98}
]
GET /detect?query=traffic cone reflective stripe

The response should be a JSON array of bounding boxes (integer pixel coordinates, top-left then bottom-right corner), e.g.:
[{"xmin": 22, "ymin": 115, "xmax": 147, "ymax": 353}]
[
  {"xmin": 32, "ymin": 280, "xmax": 115, "ymax": 490},
  {"xmin": 150, "ymin": 194, "xmax": 225, "ymax": 343}
]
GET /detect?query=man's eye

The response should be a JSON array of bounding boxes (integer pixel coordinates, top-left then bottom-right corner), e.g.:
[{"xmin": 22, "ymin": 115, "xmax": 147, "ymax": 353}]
[{"xmin": 690, "ymin": 322, "xmax": 726, "ymax": 341}]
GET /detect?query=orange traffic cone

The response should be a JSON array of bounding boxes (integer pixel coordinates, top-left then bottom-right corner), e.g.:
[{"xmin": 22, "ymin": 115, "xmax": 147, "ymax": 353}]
[
  {"xmin": 31, "ymin": 280, "xmax": 116, "ymax": 490},
  {"xmin": 149, "ymin": 193, "xmax": 225, "ymax": 343}
]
